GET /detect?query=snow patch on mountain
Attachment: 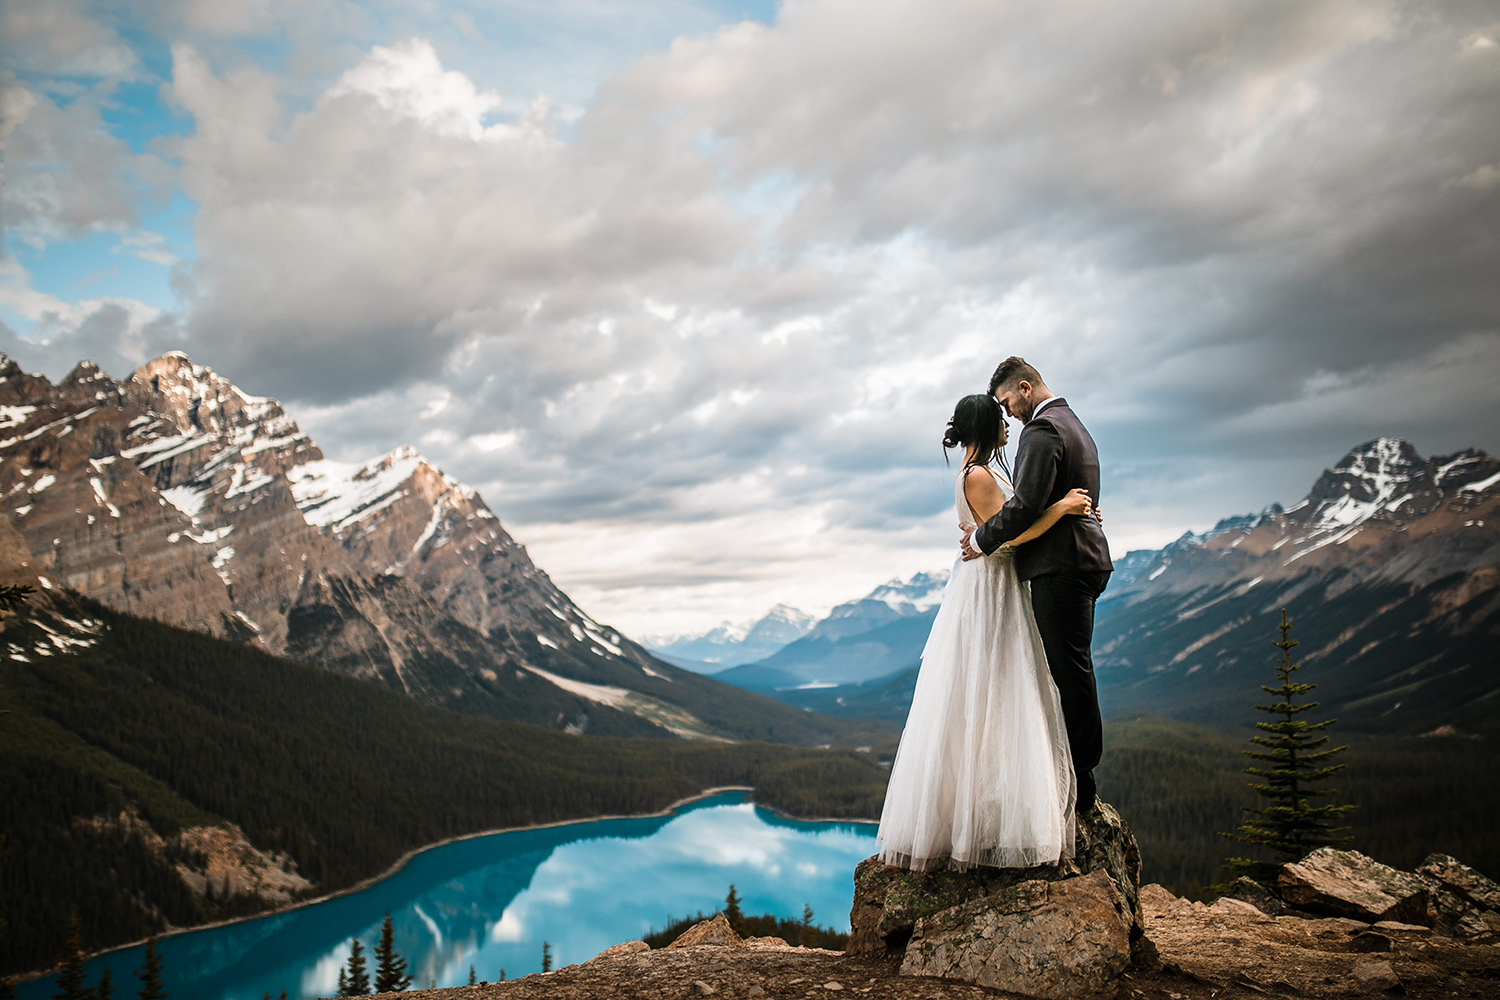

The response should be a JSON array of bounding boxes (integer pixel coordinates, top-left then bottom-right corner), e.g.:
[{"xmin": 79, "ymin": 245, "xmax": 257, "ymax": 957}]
[{"xmin": 290, "ymin": 447, "xmax": 425, "ymax": 531}]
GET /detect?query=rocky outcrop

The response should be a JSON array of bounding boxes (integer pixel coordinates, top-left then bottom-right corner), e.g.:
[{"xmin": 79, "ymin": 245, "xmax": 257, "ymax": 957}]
[
  {"xmin": 849, "ymin": 799, "xmax": 1142, "ymax": 960},
  {"xmin": 1141, "ymin": 877, "xmax": 1500, "ymax": 997},
  {"xmin": 848, "ymin": 801, "xmax": 1144, "ymax": 998},
  {"xmin": 667, "ymin": 915, "xmax": 744, "ymax": 949},
  {"xmin": 74, "ymin": 811, "xmax": 312, "ymax": 905},
  {"xmin": 900, "ymin": 868, "xmax": 1131, "ymax": 998},
  {"xmin": 1279, "ymin": 848, "xmax": 1431, "ymax": 923},
  {"xmin": 1419, "ymin": 853, "xmax": 1500, "ymax": 913},
  {"xmin": 447, "ymin": 871, "xmax": 1500, "ymax": 1000}
]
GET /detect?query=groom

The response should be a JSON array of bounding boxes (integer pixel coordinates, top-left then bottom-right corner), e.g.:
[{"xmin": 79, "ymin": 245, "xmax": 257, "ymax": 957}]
[{"xmin": 959, "ymin": 357, "xmax": 1112, "ymax": 811}]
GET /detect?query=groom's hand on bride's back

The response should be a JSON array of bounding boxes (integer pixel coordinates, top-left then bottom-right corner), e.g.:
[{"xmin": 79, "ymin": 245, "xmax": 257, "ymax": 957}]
[{"xmin": 960, "ymin": 526, "xmax": 983, "ymax": 561}]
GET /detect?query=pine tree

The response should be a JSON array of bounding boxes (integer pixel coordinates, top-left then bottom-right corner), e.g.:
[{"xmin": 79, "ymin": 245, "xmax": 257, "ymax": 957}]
[
  {"xmin": 1220, "ymin": 609, "xmax": 1358, "ymax": 884},
  {"xmin": 496, "ymin": 969, "xmax": 505, "ymax": 982},
  {"xmin": 95, "ymin": 967, "xmax": 113, "ymax": 1000},
  {"xmin": 800, "ymin": 904, "xmax": 814, "ymax": 946},
  {"xmin": 372, "ymin": 914, "xmax": 412, "ymax": 993},
  {"xmin": 0, "ymin": 584, "xmax": 34, "ymax": 613},
  {"xmin": 135, "ymin": 938, "xmax": 166, "ymax": 1000},
  {"xmin": 336, "ymin": 970, "xmax": 348, "ymax": 998},
  {"xmin": 541, "ymin": 942, "xmax": 552, "ymax": 973},
  {"xmin": 466, "ymin": 967, "xmax": 475, "ymax": 987},
  {"xmin": 53, "ymin": 911, "xmax": 88, "ymax": 1000},
  {"xmin": 722, "ymin": 885, "xmax": 744, "ymax": 934},
  {"xmin": 338, "ymin": 939, "xmax": 370, "ymax": 996}
]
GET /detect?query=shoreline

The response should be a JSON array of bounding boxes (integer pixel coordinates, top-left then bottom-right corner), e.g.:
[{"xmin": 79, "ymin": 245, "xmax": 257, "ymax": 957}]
[{"xmin": 16, "ymin": 786, "xmax": 874, "ymax": 983}]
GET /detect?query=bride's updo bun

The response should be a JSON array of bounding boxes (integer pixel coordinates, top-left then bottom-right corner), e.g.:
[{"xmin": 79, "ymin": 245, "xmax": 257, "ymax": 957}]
[{"xmin": 943, "ymin": 394, "xmax": 1002, "ymax": 469}]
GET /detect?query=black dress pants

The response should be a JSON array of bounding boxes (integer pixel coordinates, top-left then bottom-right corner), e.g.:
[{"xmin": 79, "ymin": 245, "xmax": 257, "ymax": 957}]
[{"xmin": 1028, "ymin": 570, "xmax": 1110, "ymax": 811}]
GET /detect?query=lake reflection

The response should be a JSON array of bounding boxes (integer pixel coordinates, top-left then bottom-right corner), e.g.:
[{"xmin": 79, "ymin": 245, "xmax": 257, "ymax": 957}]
[{"xmin": 21, "ymin": 792, "xmax": 874, "ymax": 1000}]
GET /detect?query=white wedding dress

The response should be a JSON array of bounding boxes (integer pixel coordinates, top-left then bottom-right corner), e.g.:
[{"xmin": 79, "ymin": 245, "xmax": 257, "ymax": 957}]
[{"xmin": 876, "ymin": 466, "xmax": 1076, "ymax": 870}]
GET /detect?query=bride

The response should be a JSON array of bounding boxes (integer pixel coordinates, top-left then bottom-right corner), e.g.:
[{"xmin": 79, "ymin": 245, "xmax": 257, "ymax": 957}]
[{"xmin": 877, "ymin": 393, "xmax": 1094, "ymax": 871}]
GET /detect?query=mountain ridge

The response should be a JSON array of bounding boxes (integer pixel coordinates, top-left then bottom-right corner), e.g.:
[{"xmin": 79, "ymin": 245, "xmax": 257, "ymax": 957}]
[
  {"xmin": 1092, "ymin": 436, "xmax": 1500, "ymax": 732},
  {"xmin": 0, "ymin": 352, "xmax": 893, "ymax": 747},
  {"xmin": 714, "ymin": 438, "xmax": 1500, "ymax": 733}
]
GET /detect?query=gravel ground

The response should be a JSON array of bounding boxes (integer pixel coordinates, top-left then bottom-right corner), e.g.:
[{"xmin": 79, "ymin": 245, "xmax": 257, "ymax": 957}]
[{"xmin": 380, "ymin": 927, "xmax": 1500, "ymax": 1000}]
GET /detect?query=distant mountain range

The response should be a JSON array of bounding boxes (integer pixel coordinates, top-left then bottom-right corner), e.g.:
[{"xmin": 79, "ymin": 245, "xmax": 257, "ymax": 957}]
[
  {"xmin": 704, "ymin": 571, "xmax": 948, "ymax": 693},
  {"xmin": 1093, "ymin": 437, "xmax": 1500, "ymax": 734},
  {"xmin": 643, "ymin": 603, "xmax": 819, "ymax": 671},
  {"xmin": 0, "ymin": 353, "xmax": 891, "ymax": 747},
  {"xmin": 719, "ymin": 439, "xmax": 1500, "ymax": 736}
]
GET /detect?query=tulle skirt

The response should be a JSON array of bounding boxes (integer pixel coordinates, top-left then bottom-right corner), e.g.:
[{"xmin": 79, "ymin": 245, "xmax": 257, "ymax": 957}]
[{"xmin": 876, "ymin": 549, "xmax": 1076, "ymax": 870}]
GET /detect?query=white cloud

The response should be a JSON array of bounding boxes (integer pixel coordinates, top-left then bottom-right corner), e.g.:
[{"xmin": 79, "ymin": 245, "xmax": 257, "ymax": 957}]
[
  {"xmin": 1, "ymin": 84, "xmax": 172, "ymax": 246},
  {"xmin": 1, "ymin": 0, "xmax": 140, "ymax": 79}
]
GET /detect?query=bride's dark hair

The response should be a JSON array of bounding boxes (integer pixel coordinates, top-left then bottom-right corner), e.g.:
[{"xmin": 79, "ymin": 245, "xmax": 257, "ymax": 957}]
[{"xmin": 943, "ymin": 394, "xmax": 1005, "ymax": 472}]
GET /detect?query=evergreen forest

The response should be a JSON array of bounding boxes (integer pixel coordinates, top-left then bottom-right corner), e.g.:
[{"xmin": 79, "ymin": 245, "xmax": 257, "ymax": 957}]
[{"xmin": 0, "ymin": 593, "xmax": 885, "ymax": 977}]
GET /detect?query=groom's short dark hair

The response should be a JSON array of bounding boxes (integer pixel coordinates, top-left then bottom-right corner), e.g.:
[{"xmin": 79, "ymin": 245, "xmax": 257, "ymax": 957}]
[{"xmin": 989, "ymin": 357, "xmax": 1042, "ymax": 396}]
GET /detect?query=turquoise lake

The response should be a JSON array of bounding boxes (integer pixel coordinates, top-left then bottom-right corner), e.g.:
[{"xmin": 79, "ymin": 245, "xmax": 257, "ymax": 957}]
[{"xmin": 20, "ymin": 792, "xmax": 875, "ymax": 1000}]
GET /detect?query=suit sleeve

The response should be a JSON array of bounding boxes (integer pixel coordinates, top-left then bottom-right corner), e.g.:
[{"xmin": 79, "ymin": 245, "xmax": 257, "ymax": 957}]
[{"xmin": 973, "ymin": 420, "xmax": 1062, "ymax": 554}]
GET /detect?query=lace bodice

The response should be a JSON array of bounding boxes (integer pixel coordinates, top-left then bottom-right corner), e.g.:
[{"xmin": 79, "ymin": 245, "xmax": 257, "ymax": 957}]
[{"xmin": 955, "ymin": 465, "xmax": 1014, "ymax": 530}]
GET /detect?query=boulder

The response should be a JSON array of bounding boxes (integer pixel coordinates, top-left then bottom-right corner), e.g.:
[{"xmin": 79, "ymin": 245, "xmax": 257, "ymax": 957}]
[
  {"xmin": 900, "ymin": 869, "xmax": 1132, "ymax": 999},
  {"xmin": 1417, "ymin": 853, "xmax": 1500, "ymax": 936},
  {"xmin": 667, "ymin": 914, "xmax": 743, "ymax": 948},
  {"xmin": 1221, "ymin": 876, "xmax": 1287, "ymax": 916},
  {"xmin": 1351, "ymin": 959, "xmax": 1401, "ymax": 991},
  {"xmin": 848, "ymin": 798, "xmax": 1143, "ymax": 956},
  {"xmin": 1278, "ymin": 849, "xmax": 1429, "ymax": 924},
  {"xmin": 1421, "ymin": 886, "xmax": 1492, "ymax": 939},
  {"xmin": 590, "ymin": 940, "xmax": 649, "ymax": 961}
]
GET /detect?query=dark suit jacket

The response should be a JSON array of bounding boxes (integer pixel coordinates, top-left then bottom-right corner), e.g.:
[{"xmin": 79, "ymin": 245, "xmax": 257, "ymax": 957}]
[{"xmin": 973, "ymin": 398, "xmax": 1113, "ymax": 580}]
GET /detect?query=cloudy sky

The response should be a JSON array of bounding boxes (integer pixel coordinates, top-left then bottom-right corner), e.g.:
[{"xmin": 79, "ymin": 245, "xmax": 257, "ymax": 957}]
[{"xmin": 3, "ymin": 0, "xmax": 1498, "ymax": 638}]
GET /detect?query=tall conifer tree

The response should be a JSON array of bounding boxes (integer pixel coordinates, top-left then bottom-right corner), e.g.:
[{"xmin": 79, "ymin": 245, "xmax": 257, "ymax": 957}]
[
  {"xmin": 372, "ymin": 914, "xmax": 412, "ymax": 993},
  {"xmin": 95, "ymin": 966, "xmax": 113, "ymax": 1000},
  {"xmin": 53, "ymin": 911, "xmax": 88, "ymax": 1000},
  {"xmin": 338, "ymin": 939, "xmax": 370, "ymax": 996},
  {"xmin": 1221, "ymin": 609, "xmax": 1357, "ymax": 883},
  {"xmin": 722, "ymin": 885, "xmax": 744, "ymax": 934},
  {"xmin": 135, "ymin": 938, "xmax": 166, "ymax": 1000}
]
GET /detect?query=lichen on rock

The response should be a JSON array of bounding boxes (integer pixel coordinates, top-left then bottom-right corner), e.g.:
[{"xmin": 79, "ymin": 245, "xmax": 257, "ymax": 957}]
[
  {"xmin": 848, "ymin": 798, "xmax": 1143, "ymax": 959},
  {"xmin": 900, "ymin": 868, "xmax": 1132, "ymax": 999}
]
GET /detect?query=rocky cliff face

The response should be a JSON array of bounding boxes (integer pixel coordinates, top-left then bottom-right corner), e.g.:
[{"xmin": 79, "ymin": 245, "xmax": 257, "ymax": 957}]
[
  {"xmin": 1094, "ymin": 438, "xmax": 1500, "ymax": 732},
  {"xmin": 0, "ymin": 352, "xmax": 807, "ymax": 741}
]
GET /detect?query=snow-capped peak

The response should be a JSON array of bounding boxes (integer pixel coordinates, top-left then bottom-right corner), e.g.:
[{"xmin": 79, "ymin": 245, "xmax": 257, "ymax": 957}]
[
  {"xmin": 1304, "ymin": 438, "xmax": 1425, "ymax": 530},
  {"xmin": 867, "ymin": 570, "xmax": 950, "ymax": 614}
]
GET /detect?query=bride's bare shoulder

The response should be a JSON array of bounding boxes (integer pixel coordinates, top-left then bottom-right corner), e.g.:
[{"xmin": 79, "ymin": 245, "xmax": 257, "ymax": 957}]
[{"xmin": 962, "ymin": 465, "xmax": 1004, "ymax": 494}]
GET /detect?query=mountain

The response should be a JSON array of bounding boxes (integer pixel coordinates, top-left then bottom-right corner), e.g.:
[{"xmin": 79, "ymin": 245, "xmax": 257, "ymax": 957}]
[
  {"xmin": 722, "ymin": 439, "xmax": 1500, "ymax": 736},
  {"xmin": 643, "ymin": 603, "xmax": 818, "ymax": 670},
  {"xmin": 1092, "ymin": 437, "xmax": 1500, "ymax": 734},
  {"xmin": 0, "ymin": 353, "xmax": 894, "ymax": 747},
  {"xmin": 714, "ymin": 571, "xmax": 947, "ymax": 692}
]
